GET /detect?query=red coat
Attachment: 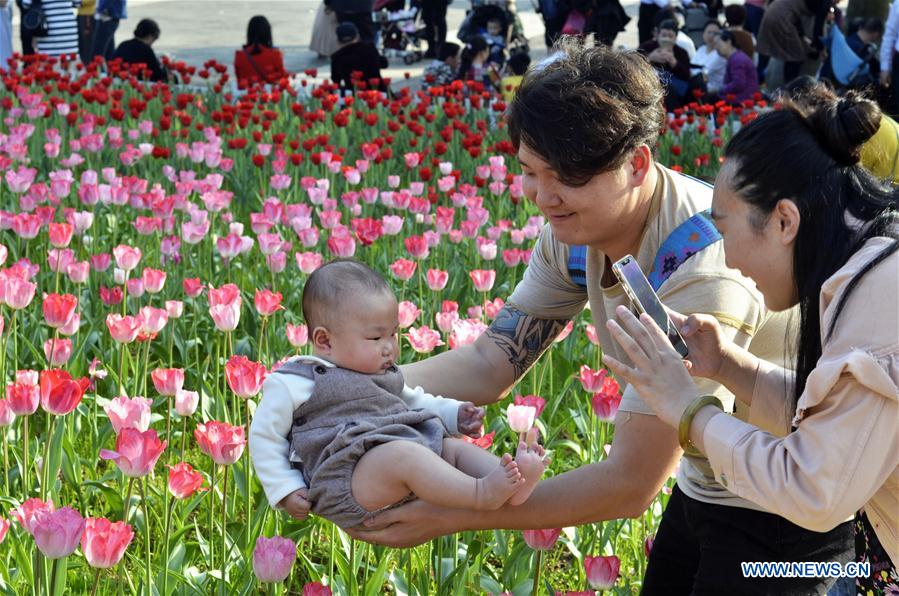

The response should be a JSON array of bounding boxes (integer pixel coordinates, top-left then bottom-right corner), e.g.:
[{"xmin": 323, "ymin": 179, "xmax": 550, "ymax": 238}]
[{"xmin": 234, "ymin": 45, "xmax": 289, "ymax": 88}]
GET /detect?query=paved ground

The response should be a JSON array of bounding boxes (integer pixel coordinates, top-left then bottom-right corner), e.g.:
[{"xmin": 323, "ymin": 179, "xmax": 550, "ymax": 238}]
[{"xmin": 10, "ymin": 0, "xmax": 644, "ymax": 85}]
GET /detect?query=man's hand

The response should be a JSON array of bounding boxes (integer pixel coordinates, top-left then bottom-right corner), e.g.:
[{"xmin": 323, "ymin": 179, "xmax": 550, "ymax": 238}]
[
  {"xmin": 347, "ymin": 499, "xmax": 460, "ymax": 547},
  {"xmin": 278, "ymin": 488, "xmax": 312, "ymax": 520},
  {"xmin": 881, "ymin": 70, "xmax": 892, "ymax": 87},
  {"xmin": 457, "ymin": 402, "xmax": 486, "ymax": 437}
]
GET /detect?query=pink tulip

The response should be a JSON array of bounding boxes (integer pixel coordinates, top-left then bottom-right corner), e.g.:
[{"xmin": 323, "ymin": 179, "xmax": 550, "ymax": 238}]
[
  {"xmin": 578, "ymin": 365, "xmax": 609, "ymax": 394},
  {"xmin": 254, "ymin": 289, "xmax": 283, "ymax": 317},
  {"xmin": 0, "ymin": 518, "xmax": 9, "ymax": 545},
  {"xmin": 585, "ymin": 324, "xmax": 600, "ymax": 346},
  {"xmin": 90, "ymin": 253, "xmax": 111, "ymax": 272},
  {"xmin": 151, "ymin": 368, "xmax": 185, "ymax": 397},
  {"xmin": 484, "ymin": 297, "xmax": 505, "ymax": 320},
  {"xmin": 522, "ymin": 528, "xmax": 562, "ymax": 550},
  {"xmin": 4, "ymin": 276, "xmax": 37, "ymax": 309},
  {"xmin": 0, "ymin": 398, "xmax": 15, "ymax": 426},
  {"xmin": 48, "ymin": 223, "xmax": 74, "ymax": 248},
  {"xmin": 12, "ymin": 498, "xmax": 55, "ymax": 535},
  {"xmin": 106, "ymin": 314, "xmax": 141, "ymax": 344},
  {"xmin": 48, "ymin": 249, "xmax": 76, "ymax": 275},
  {"xmin": 584, "ymin": 555, "xmax": 620, "ymax": 590},
  {"xmin": 174, "ymin": 389, "xmax": 199, "ymax": 417},
  {"xmin": 389, "ymin": 258, "xmax": 417, "ymax": 281},
  {"xmin": 381, "ymin": 215, "xmax": 403, "ymax": 235},
  {"xmin": 506, "ymin": 403, "xmax": 536, "ymax": 432},
  {"xmin": 7, "ymin": 381, "xmax": 40, "ymax": 415},
  {"xmin": 253, "ymin": 535, "xmax": 297, "ymax": 583},
  {"xmin": 195, "ymin": 421, "xmax": 246, "ymax": 465},
  {"xmin": 405, "ymin": 326, "xmax": 445, "ymax": 353},
  {"xmin": 112, "ymin": 244, "xmax": 142, "ymax": 271},
  {"xmin": 104, "ymin": 396, "xmax": 153, "ymax": 434},
  {"xmin": 404, "ymin": 235, "xmax": 429, "ymax": 259},
  {"xmin": 426, "ymin": 269, "xmax": 448, "ymax": 291},
  {"xmin": 141, "ymin": 268, "xmax": 167, "ymax": 294},
  {"xmin": 469, "ymin": 269, "xmax": 496, "ymax": 292},
  {"xmin": 303, "ymin": 582, "xmax": 333, "ymax": 596},
  {"xmin": 209, "ymin": 304, "xmax": 240, "ymax": 332},
  {"xmin": 225, "ymin": 355, "xmax": 267, "ymax": 399},
  {"xmin": 514, "ymin": 394, "xmax": 546, "ymax": 418},
  {"xmin": 295, "ymin": 251, "xmax": 324, "ymax": 274},
  {"xmin": 167, "ymin": 462, "xmax": 207, "ymax": 499},
  {"xmin": 32, "ymin": 506, "xmax": 84, "ymax": 559},
  {"xmin": 286, "ymin": 323, "xmax": 308, "ymax": 347},
  {"xmin": 126, "ymin": 278, "xmax": 144, "ymax": 298},
  {"xmin": 555, "ymin": 320, "xmax": 574, "ymax": 342},
  {"xmin": 43, "ymin": 338, "xmax": 72, "ymax": 366},
  {"xmin": 435, "ymin": 310, "xmax": 459, "ymax": 333},
  {"xmin": 100, "ymin": 428, "xmax": 167, "ymax": 477},
  {"xmin": 66, "ymin": 261, "xmax": 90, "ymax": 284},
  {"xmin": 165, "ymin": 300, "xmax": 184, "ymax": 319},
  {"xmin": 397, "ymin": 301, "xmax": 420, "ymax": 329},
  {"xmin": 644, "ymin": 535, "xmax": 655, "ymax": 557},
  {"xmin": 81, "ymin": 517, "xmax": 134, "ymax": 568},
  {"xmin": 449, "ymin": 318, "xmax": 487, "ymax": 349},
  {"xmin": 326, "ymin": 231, "xmax": 356, "ymax": 257},
  {"xmin": 591, "ymin": 384, "xmax": 622, "ymax": 422},
  {"xmin": 183, "ymin": 278, "xmax": 204, "ymax": 298}
]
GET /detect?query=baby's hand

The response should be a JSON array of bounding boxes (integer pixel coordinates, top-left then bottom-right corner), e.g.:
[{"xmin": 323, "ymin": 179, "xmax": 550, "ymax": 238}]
[
  {"xmin": 457, "ymin": 402, "xmax": 486, "ymax": 437},
  {"xmin": 279, "ymin": 488, "xmax": 312, "ymax": 520}
]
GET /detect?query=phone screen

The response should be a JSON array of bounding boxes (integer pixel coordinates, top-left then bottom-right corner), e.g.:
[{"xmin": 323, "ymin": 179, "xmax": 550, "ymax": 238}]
[{"xmin": 612, "ymin": 255, "xmax": 689, "ymax": 358}]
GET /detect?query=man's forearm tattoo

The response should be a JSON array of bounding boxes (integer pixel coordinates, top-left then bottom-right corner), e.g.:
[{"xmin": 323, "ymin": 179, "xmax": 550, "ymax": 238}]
[{"xmin": 485, "ymin": 305, "xmax": 569, "ymax": 380}]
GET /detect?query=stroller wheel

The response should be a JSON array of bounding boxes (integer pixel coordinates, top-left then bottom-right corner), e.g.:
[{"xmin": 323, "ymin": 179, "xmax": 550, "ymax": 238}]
[{"xmin": 403, "ymin": 53, "xmax": 416, "ymax": 65}]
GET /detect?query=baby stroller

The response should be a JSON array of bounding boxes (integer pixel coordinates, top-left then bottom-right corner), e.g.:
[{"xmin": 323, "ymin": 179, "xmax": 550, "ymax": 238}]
[
  {"xmin": 457, "ymin": 0, "xmax": 530, "ymax": 65},
  {"xmin": 376, "ymin": 2, "xmax": 428, "ymax": 64}
]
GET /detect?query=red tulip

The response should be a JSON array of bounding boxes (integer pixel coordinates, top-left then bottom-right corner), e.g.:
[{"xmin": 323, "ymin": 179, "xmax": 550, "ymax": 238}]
[
  {"xmin": 151, "ymin": 368, "xmax": 185, "ymax": 397},
  {"xmin": 100, "ymin": 428, "xmax": 167, "ymax": 477},
  {"xmin": 48, "ymin": 223, "xmax": 73, "ymax": 248},
  {"xmin": 40, "ymin": 369, "xmax": 90, "ymax": 416},
  {"xmin": 183, "ymin": 278, "xmax": 204, "ymax": 298},
  {"xmin": 32, "ymin": 506, "xmax": 84, "ymax": 559},
  {"xmin": 81, "ymin": 517, "xmax": 134, "ymax": 568},
  {"xmin": 303, "ymin": 582, "xmax": 333, "ymax": 596},
  {"xmin": 167, "ymin": 462, "xmax": 207, "ymax": 499},
  {"xmin": 0, "ymin": 518, "xmax": 9, "ymax": 545},
  {"xmin": 225, "ymin": 355, "xmax": 266, "ymax": 399},
  {"xmin": 254, "ymin": 289, "xmax": 283, "ymax": 317},
  {"xmin": 578, "ymin": 365, "xmax": 608, "ymax": 394},
  {"xmin": 514, "ymin": 394, "xmax": 546, "ymax": 418},
  {"xmin": 194, "ymin": 420, "xmax": 246, "ymax": 465},
  {"xmin": 404, "ymin": 235, "xmax": 429, "ymax": 259},
  {"xmin": 522, "ymin": 528, "xmax": 562, "ymax": 550},
  {"xmin": 584, "ymin": 555, "xmax": 620, "ymax": 590}
]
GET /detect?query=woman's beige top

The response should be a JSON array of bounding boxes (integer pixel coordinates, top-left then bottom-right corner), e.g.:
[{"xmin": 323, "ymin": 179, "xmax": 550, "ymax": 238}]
[{"xmin": 703, "ymin": 236, "xmax": 899, "ymax": 565}]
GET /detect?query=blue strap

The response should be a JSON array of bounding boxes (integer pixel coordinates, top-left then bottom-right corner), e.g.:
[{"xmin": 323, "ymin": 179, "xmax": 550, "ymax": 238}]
[
  {"xmin": 567, "ymin": 243, "xmax": 587, "ymax": 288},
  {"xmin": 647, "ymin": 209, "xmax": 721, "ymax": 291}
]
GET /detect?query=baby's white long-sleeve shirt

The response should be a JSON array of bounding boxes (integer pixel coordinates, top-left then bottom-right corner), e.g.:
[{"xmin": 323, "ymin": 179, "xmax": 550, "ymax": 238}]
[{"xmin": 249, "ymin": 355, "xmax": 464, "ymax": 508}]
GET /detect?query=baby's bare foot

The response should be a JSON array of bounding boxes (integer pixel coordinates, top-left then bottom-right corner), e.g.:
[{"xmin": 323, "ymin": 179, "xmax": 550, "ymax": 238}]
[
  {"xmin": 475, "ymin": 453, "xmax": 525, "ymax": 510},
  {"xmin": 507, "ymin": 437, "xmax": 548, "ymax": 506}
]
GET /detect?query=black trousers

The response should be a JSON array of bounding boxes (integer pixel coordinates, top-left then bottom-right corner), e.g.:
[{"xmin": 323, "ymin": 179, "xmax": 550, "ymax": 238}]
[
  {"xmin": 642, "ymin": 485, "xmax": 854, "ymax": 596},
  {"xmin": 420, "ymin": 0, "xmax": 448, "ymax": 53}
]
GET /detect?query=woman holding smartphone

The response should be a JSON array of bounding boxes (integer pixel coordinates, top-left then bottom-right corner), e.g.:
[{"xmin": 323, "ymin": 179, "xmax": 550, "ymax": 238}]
[{"xmin": 605, "ymin": 87, "xmax": 898, "ymax": 593}]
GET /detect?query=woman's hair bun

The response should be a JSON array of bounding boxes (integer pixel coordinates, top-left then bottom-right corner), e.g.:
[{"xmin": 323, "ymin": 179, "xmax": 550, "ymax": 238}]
[{"xmin": 805, "ymin": 92, "xmax": 881, "ymax": 166}]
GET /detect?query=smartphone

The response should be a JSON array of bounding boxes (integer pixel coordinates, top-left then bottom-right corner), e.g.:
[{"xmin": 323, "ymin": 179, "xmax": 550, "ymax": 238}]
[{"xmin": 611, "ymin": 255, "xmax": 690, "ymax": 358}]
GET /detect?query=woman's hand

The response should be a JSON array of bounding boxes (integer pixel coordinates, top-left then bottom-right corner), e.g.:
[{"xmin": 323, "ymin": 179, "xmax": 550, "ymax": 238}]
[
  {"xmin": 603, "ymin": 305, "xmax": 699, "ymax": 428},
  {"xmin": 666, "ymin": 309, "xmax": 731, "ymax": 382},
  {"xmin": 346, "ymin": 499, "xmax": 461, "ymax": 547}
]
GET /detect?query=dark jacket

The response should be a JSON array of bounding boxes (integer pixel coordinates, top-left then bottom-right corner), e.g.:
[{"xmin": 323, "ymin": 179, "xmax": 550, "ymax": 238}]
[
  {"xmin": 113, "ymin": 38, "xmax": 166, "ymax": 81},
  {"xmin": 330, "ymin": 41, "xmax": 388, "ymax": 93},
  {"xmin": 639, "ymin": 39, "xmax": 692, "ymax": 81}
]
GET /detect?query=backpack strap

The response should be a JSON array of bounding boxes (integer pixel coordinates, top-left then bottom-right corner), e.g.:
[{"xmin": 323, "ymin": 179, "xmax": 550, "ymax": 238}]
[{"xmin": 565, "ymin": 174, "xmax": 721, "ymax": 291}]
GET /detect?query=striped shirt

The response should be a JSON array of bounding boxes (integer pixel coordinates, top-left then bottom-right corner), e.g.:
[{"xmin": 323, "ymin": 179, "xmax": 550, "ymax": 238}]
[{"xmin": 24, "ymin": 0, "xmax": 80, "ymax": 56}]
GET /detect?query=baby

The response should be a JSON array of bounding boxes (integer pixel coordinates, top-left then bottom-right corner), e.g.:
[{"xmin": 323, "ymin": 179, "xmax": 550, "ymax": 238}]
[{"xmin": 249, "ymin": 259, "xmax": 547, "ymax": 529}]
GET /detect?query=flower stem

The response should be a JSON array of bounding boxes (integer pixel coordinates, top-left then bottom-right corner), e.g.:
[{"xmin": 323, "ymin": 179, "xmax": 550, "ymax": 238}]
[
  {"xmin": 209, "ymin": 464, "xmax": 216, "ymax": 588},
  {"xmin": 41, "ymin": 416, "xmax": 55, "ymax": 501},
  {"xmin": 180, "ymin": 415, "xmax": 188, "ymax": 462},
  {"xmin": 162, "ymin": 490, "xmax": 175, "ymax": 596},
  {"xmin": 89, "ymin": 568, "xmax": 101, "ymax": 596},
  {"xmin": 140, "ymin": 478, "xmax": 152, "ymax": 596},
  {"xmin": 244, "ymin": 399, "xmax": 252, "ymax": 552},
  {"xmin": 49, "ymin": 557, "xmax": 59, "ymax": 596},
  {"xmin": 220, "ymin": 465, "xmax": 229, "ymax": 596},
  {"xmin": 22, "ymin": 416, "xmax": 29, "ymax": 498},
  {"xmin": 123, "ymin": 477, "xmax": 135, "ymax": 522},
  {"xmin": 532, "ymin": 549, "xmax": 542, "ymax": 596}
]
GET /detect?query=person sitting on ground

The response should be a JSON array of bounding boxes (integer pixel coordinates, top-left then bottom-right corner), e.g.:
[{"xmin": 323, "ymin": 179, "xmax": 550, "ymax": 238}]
[
  {"xmin": 422, "ymin": 41, "xmax": 461, "ymax": 89},
  {"xmin": 234, "ymin": 15, "xmax": 290, "ymax": 89},
  {"xmin": 501, "ymin": 51, "xmax": 530, "ymax": 101},
  {"xmin": 639, "ymin": 19, "xmax": 692, "ymax": 109},
  {"xmin": 112, "ymin": 18, "xmax": 170, "ymax": 82},
  {"xmin": 458, "ymin": 36, "xmax": 499, "ymax": 89},
  {"xmin": 330, "ymin": 21, "xmax": 388, "ymax": 94},
  {"xmin": 692, "ymin": 19, "xmax": 727, "ymax": 95},
  {"xmin": 249, "ymin": 259, "xmax": 548, "ymax": 529},
  {"xmin": 654, "ymin": 7, "xmax": 697, "ymax": 59},
  {"xmin": 716, "ymin": 28, "xmax": 759, "ymax": 103}
]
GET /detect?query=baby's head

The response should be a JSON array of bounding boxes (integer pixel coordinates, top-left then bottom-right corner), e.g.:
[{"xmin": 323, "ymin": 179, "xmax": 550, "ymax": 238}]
[
  {"xmin": 302, "ymin": 259, "xmax": 399, "ymax": 374},
  {"xmin": 486, "ymin": 18, "xmax": 503, "ymax": 37}
]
